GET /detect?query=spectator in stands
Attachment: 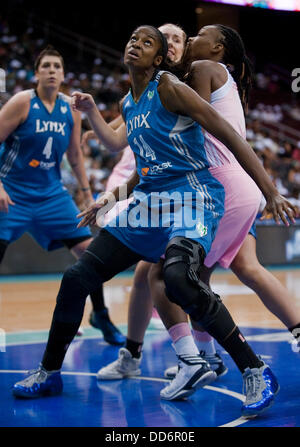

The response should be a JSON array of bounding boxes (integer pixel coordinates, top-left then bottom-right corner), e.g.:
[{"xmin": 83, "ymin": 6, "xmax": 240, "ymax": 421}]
[
  {"xmin": 278, "ymin": 141, "xmax": 294, "ymax": 160},
  {"xmin": 0, "ymin": 12, "xmax": 299, "ymax": 207},
  {"xmin": 288, "ymin": 162, "xmax": 300, "ymax": 190},
  {"xmin": 292, "ymin": 142, "xmax": 300, "ymax": 162},
  {"xmin": 288, "ymin": 103, "xmax": 300, "ymax": 121}
]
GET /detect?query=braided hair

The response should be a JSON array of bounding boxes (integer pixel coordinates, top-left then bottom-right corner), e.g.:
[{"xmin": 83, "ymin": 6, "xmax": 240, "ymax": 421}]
[{"xmin": 215, "ymin": 25, "xmax": 253, "ymax": 113}]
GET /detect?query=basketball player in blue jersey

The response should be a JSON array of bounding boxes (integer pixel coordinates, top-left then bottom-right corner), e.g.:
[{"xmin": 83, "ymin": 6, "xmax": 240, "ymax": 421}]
[
  {"xmin": 12, "ymin": 26, "xmax": 296, "ymax": 417},
  {"xmin": 0, "ymin": 45, "xmax": 125, "ymax": 346}
]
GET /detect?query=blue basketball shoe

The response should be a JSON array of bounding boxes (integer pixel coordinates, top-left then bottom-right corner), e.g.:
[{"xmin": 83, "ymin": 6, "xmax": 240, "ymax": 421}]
[
  {"xmin": 241, "ymin": 363, "xmax": 280, "ymax": 417},
  {"xmin": 12, "ymin": 365, "xmax": 63, "ymax": 399},
  {"xmin": 89, "ymin": 308, "xmax": 126, "ymax": 346}
]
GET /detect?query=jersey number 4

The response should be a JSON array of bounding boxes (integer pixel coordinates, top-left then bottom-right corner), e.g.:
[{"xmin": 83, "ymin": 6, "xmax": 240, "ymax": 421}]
[{"xmin": 42, "ymin": 137, "xmax": 53, "ymax": 159}]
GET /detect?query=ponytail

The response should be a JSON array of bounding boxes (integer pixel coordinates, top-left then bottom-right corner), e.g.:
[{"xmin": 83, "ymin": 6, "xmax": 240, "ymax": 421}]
[{"xmin": 216, "ymin": 25, "xmax": 254, "ymax": 113}]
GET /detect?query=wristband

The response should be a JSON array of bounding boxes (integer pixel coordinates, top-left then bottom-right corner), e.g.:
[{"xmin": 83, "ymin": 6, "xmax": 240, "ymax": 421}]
[{"xmin": 81, "ymin": 187, "xmax": 91, "ymax": 192}]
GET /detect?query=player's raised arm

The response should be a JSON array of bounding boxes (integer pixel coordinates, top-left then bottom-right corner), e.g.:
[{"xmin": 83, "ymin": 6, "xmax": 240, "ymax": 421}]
[
  {"xmin": 159, "ymin": 74, "xmax": 297, "ymax": 226},
  {"xmin": 71, "ymin": 92, "xmax": 128, "ymax": 153}
]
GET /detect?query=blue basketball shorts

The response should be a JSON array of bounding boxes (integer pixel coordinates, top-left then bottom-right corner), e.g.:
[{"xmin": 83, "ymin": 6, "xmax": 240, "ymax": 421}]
[
  {"xmin": 0, "ymin": 182, "xmax": 92, "ymax": 251},
  {"xmin": 104, "ymin": 171, "xmax": 225, "ymax": 263},
  {"xmin": 248, "ymin": 221, "xmax": 257, "ymax": 239}
]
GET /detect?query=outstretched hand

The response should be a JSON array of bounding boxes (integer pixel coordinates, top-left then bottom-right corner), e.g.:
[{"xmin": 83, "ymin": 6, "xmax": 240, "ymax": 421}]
[
  {"xmin": 71, "ymin": 92, "xmax": 96, "ymax": 113},
  {"xmin": 260, "ymin": 193, "xmax": 299, "ymax": 226},
  {"xmin": 0, "ymin": 185, "xmax": 15, "ymax": 212},
  {"xmin": 77, "ymin": 191, "xmax": 116, "ymax": 228}
]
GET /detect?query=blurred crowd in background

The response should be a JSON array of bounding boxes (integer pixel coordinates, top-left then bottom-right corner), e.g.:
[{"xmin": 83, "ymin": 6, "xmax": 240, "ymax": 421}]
[{"xmin": 1, "ymin": 15, "xmax": 300, "ymax": 210}]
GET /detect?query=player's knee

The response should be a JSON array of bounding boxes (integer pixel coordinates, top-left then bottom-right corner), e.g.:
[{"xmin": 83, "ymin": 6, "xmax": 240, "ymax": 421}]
[
  {"xmin": 162, "ymin": 237, "xmax": 225, "ymax": 324},
  {"xmin": 55, "ymin": 259, "xmax": 101, "ymax": 322},
  {"xmin": 163, "ymin": 236, "xmax": 204, "ymax": 288},
  {"xmin": 163, "ymin": 259, "xmax": 188, "ymax": 299},
  {"xmin": 61, "ymin": 263, "xmax": 82, "ymax": 288},
  {"xmin": 148, "ymin": 260, "xmax": 164, "ymax": 284},
  {"xmin": 133, "ymin": 261, "xmax": 151, "ymax": 288},
  {"xmin": 231, "ymin": 257, "xmax": 262, "ymax": 286},
  {"xmin": 163, "ymin": 262, "xmax": 212, "ymax": 321},
  {"xmin": 163, "ymin": 237, "xmax": 208, "ymax": 317},
  {"xmin": 61, "ymin": 255, "xmax": 103, "ymax": 296}
]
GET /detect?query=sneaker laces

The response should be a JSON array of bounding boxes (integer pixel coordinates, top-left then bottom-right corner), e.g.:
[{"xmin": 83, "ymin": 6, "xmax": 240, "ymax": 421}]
[
  {"xmin": 243, "ymin": 369, "xmax": 262, "ymax": 399},
  {"xmin": 21, "ymin": 367, "xmax": 49, "ymax": 387},
  {"xmin": 116, "ymin": 349, "xmax": 133, "ymax": 370}
]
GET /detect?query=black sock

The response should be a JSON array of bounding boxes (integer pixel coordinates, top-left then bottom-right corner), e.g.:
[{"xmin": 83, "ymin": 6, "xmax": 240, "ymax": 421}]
[
  {"xmin": 202, "ymin": 302, "xmax": 263, "ymax": 373},
  {"xmin": 125, "ymin": 338, "xmax": 143, "ymax": 359},
  {"xmin": 90, "ymin": 285, "xmax": 105, "ymax": 312},
  {"xmin": 42, "ymin": 320, "xmax": 81, "ymax": 371},
  {"xmin": 221, "ymin": 327, "xmax": 264, "ymax": 373}
]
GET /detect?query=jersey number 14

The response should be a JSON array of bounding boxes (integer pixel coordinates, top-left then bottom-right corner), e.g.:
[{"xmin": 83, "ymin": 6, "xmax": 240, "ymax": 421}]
[{"xmin": 133, "ymin": 135, "xmax": 156, "ymax": 161}]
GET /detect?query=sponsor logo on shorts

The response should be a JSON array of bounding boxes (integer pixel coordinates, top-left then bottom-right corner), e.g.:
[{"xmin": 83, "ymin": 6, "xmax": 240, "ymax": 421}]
[{"xmin": 196, "ymin": 220, "xmax": 208, "ymax": 237}]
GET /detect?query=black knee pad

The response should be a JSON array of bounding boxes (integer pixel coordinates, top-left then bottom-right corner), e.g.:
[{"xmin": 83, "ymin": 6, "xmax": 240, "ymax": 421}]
[{"xmin": 163, "ymin": 237, "xmax": 223, "ymax": 322}]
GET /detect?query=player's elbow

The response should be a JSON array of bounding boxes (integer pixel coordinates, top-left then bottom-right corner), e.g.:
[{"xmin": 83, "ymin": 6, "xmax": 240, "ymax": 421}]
[{"xmin": 104, "ymin": 139, "xmax": 127, "ymax": 153}]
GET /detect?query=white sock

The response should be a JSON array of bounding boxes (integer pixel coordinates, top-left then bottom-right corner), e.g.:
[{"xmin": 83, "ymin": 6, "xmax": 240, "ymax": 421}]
[
  {"xmin": 198, "ymin": 339, "xmax": 216, "ymax": 355},
  {"xmin": 192, "ymin": 330, "xmax": 216, "ymax": 355},
  {"xmin": 172, "ymin": 335, "xmax": 199, "ymax": 357}
]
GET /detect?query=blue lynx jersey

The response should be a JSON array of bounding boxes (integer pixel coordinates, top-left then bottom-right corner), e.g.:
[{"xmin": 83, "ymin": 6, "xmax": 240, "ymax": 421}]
[
  {"xmin": 105, "ymin": 71, "xmax": 225, "ymax": 262},
  {"xmin": 0, "ymin": 90, "xmax": 91, "ymax": 250},
  {"xmin": 122, "ymin": 70, "xmax": 211, "ymax": 192},
  {"xmin": 0, "ymin": 89, "xmax": 73, "ymax": 195}
]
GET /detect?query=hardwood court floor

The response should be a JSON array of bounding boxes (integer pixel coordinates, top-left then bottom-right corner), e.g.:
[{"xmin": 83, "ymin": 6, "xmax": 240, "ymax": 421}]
[
  {"xmin": 1, "ymin": 268, "xmax": 300, "ymax": 429},
  {"xmin": 1, "ymin": 268, "xmax": 300, "ymax": 333}
]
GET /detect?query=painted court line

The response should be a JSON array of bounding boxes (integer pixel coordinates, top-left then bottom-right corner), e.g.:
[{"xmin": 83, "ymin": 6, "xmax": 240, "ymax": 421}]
[{"xmin": 0, "ymin": 369, "xmax": 250, "ymax": 428}]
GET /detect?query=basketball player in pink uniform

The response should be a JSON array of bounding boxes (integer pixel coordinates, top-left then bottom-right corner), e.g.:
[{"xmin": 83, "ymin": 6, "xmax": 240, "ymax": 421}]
[
  {"xmin": 185, "ymin": 25, "xmax": 262, "ymax": 271},
  {"xmin": 96, "ymin": 25, "xmax": 300, "ymax": 405},
  {"xmin": 149, "ymin": 25, "xmax": 300, "ymax": 398}
]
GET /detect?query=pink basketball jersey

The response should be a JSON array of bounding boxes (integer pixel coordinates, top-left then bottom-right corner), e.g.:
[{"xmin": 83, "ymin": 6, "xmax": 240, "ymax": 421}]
[
  {"xmin": 204, "ymin": 64, "xmax": 246, "ymax": 167},
  {"xmin": 108, "ymin": 145, "xmax": 136, "ymax": 185}
]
